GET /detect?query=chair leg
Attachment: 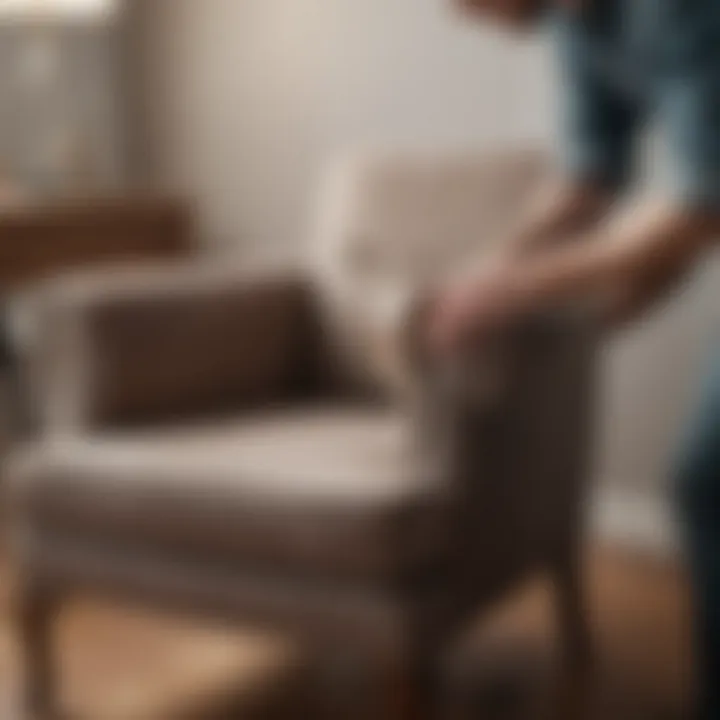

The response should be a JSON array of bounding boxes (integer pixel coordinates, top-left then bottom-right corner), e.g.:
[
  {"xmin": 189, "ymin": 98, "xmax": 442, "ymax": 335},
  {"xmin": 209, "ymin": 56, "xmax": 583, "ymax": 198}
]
[
  {"xmin": 17, "ymin": 580, "xmax": 58, "ymax": 720},
  {"xmin": 381, "ymin": 657, "xmax": 428, "ymax": 720},
  {"xmin": 380, "ymin": 640, "xmax": 442, "ymax": 720},
  {"xmin": 554, "ymin": 555, "xmax": 594, "ymax": 674}
]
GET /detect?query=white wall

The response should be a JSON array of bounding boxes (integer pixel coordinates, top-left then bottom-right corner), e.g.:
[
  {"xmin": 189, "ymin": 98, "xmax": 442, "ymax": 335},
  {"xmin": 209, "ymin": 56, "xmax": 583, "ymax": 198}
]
[
  {"xmin": 133, "ymin": 0, "xmax": 719, "ymax": 554},
  {"xmin": 133, "ymin": 0, "xmax": 554, "ymax": 251}
]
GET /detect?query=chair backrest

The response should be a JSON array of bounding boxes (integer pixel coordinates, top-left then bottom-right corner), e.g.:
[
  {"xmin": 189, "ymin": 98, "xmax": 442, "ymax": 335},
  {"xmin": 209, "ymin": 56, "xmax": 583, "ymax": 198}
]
[{"xmin": 310, "ymin": 148, "xmax": 549, "ymax": 397}]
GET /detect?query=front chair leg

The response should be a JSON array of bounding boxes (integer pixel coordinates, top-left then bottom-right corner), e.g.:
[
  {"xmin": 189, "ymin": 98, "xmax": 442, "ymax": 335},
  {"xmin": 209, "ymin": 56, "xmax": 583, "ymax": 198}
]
[
  {"xmin": 16, "ymin": 579, "xmax": 58, "ymax": 720},
  {"xmin": 554, "ymin": 556, "xmax": 594, "ymax": 674}
]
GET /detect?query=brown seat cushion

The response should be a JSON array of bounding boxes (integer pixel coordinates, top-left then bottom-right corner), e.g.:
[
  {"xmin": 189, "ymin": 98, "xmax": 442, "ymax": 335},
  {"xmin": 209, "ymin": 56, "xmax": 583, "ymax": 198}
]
[{"xmin": 9, "ymin": 406, "xmax": 449, "ymax": 584}]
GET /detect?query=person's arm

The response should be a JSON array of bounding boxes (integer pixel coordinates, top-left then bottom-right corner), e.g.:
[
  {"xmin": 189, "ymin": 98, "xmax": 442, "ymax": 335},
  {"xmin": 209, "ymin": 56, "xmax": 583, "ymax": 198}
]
[
  {"xmin": 512, "ymin": 203, "xmax": 716, "ymax": 312},
  {"xmin": 601, "ymin": 248, "xmax": 695, "ymax": 327},
  {"xmin": 430, "ymin": 202, "xmax": 719, "ymax": 351},
  {"xmin": 500, "ymin": 179, "xmax": 613, "ymax": 257}
]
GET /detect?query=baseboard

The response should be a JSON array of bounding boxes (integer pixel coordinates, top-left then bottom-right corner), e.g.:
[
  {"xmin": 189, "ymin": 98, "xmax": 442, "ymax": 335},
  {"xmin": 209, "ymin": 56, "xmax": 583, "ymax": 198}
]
[{"xmin": 590, "ymin": 485, "xmax": 680, "ymax": 559}]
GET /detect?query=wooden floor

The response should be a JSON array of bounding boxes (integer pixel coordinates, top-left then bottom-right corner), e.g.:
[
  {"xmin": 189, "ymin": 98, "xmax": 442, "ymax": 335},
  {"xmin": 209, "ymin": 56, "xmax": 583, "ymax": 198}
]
[
  {"xmin": 0, "ymin": 546, "xmax": 694, "ymax": 719},
  {"xmin": 446, "ymin": 545, "xmax": 692, "ymax": 720}
]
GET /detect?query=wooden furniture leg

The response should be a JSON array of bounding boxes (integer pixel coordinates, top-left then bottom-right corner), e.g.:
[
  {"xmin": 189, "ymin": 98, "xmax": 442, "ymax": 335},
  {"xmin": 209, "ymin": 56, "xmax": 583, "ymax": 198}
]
[
  {"xmin": 554, "ymin": 554, "xmax": 594, "ymax": 673},
  {"xmin": 17, "ymin": 580, "xmax": 58, "ymax": 720}
]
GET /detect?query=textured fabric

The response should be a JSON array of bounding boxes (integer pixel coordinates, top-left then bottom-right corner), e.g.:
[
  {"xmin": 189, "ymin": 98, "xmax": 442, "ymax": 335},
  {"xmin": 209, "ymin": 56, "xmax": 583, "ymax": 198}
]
[
  {"xmin": 20, "ymin": 534, "xmax": 410, "ymax": 655},
  {"xmin": 410, "ymin": 315, "xmax": 597, "ymax": 592},
  {"xmin": 10, "ymin": 407, "xmax": 449, "ymax": 583},
  {"xmin": 312, "ymin": 149, "xmax": 549, "ymax": 398},
  {"xmin": 87, "ymin": 277, "xmax": 315, "ymax": 425}
]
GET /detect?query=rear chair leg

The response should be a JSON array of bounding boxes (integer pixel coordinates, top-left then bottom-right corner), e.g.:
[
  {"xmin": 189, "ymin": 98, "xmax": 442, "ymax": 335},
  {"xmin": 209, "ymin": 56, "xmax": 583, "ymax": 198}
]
[
  {"xmin": 380, "ymin": 634, "xmax": 445, "ymax": 720},
  {"xmin": 382, "ymin": 656, "xmax": 434, "ymax": 720},
  {"xmin": 17, "ymin": 580, "xmax": 58, "ymax": 720}
]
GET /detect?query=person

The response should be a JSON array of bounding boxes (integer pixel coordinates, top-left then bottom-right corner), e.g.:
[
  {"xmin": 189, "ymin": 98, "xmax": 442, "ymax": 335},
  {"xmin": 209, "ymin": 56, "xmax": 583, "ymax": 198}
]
[{"xmin": 431, "ymin": 1, "xmax": 719, "ymax": 717}]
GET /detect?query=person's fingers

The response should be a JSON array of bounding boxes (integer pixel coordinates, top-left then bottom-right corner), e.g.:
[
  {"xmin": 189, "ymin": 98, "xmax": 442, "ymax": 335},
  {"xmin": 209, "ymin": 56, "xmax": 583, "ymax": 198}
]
[{"xmin": 425, "ymin": 293, "xmax": 465, "ymax": 357}]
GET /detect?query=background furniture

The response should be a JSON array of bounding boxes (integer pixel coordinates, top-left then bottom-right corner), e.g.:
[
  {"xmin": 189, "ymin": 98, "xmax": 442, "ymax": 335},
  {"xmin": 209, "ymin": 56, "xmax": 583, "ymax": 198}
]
[
  {"xmin": 0, "ymin": 194, "xmax": 192, "ymax": 467},
  {"xmin": 0, "ymin": 195, "xmax": 192, "ymax": 291},
  {"xmin": 7, "ymin": 150, "xmax": 597, "ymax": 719}
]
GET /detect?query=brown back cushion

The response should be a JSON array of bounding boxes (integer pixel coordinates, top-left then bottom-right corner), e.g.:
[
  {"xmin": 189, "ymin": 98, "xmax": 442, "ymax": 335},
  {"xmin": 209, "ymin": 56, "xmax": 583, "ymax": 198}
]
[{"xmin": 85, "ymin": 276, "xmax": 316, "ymax": 426}]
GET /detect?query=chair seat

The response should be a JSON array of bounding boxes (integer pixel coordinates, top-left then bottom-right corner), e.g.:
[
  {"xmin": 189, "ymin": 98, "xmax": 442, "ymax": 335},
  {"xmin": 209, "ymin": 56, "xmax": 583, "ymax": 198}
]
[{"xmin": 10, "ymin": 406, "xmax": 449, "ymax": 584}]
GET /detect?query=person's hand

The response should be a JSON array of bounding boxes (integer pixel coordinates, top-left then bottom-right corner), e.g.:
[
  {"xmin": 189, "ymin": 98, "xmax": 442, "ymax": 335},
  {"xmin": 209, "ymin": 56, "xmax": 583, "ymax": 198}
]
[{"xmin": 426, "ymin": 260, "xmax": 530, "ymax": 358}]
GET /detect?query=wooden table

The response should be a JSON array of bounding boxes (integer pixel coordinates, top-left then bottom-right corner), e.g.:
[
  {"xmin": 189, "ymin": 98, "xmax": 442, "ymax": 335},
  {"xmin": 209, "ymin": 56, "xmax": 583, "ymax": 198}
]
[
  {"xmin": 0, "ymin": 194, "xmax": 196, "ymax": 438},
  {"xmin": 0, "ymin": 194, "xmax": 194, "ymax": 291}
]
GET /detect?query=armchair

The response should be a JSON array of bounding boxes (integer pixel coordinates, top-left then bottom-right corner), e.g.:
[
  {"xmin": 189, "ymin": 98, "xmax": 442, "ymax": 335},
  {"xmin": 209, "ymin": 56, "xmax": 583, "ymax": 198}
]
[{"xmin": 7, "ymin": 150, "xmax": 597, "ymax": 719}]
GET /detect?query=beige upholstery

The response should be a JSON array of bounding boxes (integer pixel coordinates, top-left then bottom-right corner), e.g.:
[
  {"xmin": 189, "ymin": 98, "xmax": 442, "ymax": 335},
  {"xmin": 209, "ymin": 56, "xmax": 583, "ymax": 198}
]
[
  {"xmin": 12, "ymin": 407, "xmax": 448, "ymax": 583},
  {"xmin": 7, "ymin": 149, "xmax": 597, "ymax": 719},
  {"xmin": 313, "ymin": 149, "xmax": 548, "ymax": 396}
]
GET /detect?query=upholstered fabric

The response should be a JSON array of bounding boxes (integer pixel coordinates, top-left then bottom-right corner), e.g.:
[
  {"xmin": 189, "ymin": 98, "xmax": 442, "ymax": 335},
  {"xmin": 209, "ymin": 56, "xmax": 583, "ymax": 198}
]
[
  {"xmin": 312, "ymin": 149, "xmax": 549, "ymax": 398},
  {"xmin": 10, "ymin": 407, "xmax": 450, "ymax": 583},
  {"xmin": 13, "ymin": 265, "xmax": 326, "ymax": 432},
  {"xmin": 424, "ymin": 317, "xmax": 598, "ymax": 577}
]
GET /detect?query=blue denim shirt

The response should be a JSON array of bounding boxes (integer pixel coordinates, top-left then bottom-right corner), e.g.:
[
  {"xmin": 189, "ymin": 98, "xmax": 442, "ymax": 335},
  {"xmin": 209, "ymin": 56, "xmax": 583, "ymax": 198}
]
[{"xmin": 553, "ymin": 0, "xmax": 720, "ymax": 209}]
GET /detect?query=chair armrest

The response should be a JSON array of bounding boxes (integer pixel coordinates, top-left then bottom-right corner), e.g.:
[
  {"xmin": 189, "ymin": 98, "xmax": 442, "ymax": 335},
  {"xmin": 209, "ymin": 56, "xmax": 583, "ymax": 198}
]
[
  {"xmin": 416, "ymin": 309, "xmax": 598, "ymax": 404},
  {"xmin": 11, "ymin": 262, "xmax": 320, "ymax": 433},
  {"xmin": 411, "ymin": 311, "xmax": 599, "ymax": 570}
]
